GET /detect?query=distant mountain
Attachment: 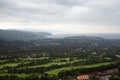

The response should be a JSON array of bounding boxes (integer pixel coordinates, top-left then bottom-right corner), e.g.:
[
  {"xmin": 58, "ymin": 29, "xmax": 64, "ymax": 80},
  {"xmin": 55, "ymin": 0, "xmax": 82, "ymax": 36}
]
[
  {"xmin": 64, "ymin": 36, "xmax": 104, "ymax": 40},
  {"xmin": 0, "ymin": 35, "xmax": 120, "ymax": 52},
  {"xmin": 84, "ymin": 34, "xmax": 120, "ymax": 39},
  {"xmin": 53, "ymin": 33, "xmax": 120, "ymax": 39},
  {"xmin": 0, "ymin": 30, "xmax": 52, "ymax": 41}
]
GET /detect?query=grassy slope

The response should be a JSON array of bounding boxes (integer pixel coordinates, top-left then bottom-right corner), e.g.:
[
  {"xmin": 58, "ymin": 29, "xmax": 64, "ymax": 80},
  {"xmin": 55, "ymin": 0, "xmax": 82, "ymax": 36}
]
[
  {"xmin": 0, "ymin": 56, "xmax": 118, "ymax": 77},
  {"xmin": 0, "ymin": 73, "xmax": 30, "ymax": 78},
  {"xmin": 47, "ymin": 62, "xmax": 116, "ymax": 75}
]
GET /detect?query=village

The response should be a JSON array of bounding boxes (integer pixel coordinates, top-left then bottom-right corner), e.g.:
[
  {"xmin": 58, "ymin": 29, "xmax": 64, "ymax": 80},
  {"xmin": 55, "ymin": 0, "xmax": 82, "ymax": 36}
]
[{"xmin": 77, "ymin": 68, "xmax": 119, "ymax": 80}]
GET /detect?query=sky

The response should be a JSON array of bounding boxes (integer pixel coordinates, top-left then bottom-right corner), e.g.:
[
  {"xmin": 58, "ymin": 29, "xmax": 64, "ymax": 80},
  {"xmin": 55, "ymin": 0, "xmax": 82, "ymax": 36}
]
[{"xmin": 0, "ymin": 0, "xmax": 120, "ymax": 34}]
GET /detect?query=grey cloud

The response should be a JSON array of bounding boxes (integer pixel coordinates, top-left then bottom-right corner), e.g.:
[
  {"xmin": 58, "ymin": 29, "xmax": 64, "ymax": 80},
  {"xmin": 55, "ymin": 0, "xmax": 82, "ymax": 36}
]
[{"xmin": 0, "ymin": 0, "xmax": 120, "ymax": 26}]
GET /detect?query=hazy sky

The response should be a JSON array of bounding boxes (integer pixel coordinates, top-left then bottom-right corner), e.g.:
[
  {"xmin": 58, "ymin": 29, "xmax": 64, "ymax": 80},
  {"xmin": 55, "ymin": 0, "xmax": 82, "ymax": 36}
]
[{"xmin": 0, "ymin": 0, "xmax": 120, "ymax": 34}]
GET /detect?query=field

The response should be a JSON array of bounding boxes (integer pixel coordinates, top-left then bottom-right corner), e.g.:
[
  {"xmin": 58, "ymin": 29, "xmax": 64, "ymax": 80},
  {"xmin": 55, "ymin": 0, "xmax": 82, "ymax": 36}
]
[
  {"xmin": 0, "ymin": 52, "xmax": 119, "ymax": 78},
  {"xmin": 47, "ymin": 61, "xmax": 116, "ymax": 75}
]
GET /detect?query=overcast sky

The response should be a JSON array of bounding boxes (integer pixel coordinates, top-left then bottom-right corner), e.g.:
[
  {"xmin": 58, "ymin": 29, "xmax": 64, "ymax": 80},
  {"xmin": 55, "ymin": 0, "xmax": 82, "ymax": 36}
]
[{"xmin": 0, "ymin": 0, "xmax": 120, "ymax": 34}]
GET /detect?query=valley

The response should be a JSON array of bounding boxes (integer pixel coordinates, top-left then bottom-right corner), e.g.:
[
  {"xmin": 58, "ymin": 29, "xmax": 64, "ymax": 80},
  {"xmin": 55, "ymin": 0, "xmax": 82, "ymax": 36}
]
[{"xmin": 0, "ymin": 35, "xmax": 120, "ymax": 80}]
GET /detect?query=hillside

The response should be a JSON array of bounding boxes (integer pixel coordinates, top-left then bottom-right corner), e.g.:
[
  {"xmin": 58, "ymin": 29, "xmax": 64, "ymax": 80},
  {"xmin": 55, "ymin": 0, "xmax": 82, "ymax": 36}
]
[{"xmin": 0, "ymin": 30, "xmax": 52, "ymax": 41}]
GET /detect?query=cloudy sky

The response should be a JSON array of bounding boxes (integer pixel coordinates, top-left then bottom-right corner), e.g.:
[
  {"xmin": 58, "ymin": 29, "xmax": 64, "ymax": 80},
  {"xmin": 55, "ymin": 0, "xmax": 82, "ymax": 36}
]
[{"xmin": 0, "ymin": 0, "xmax": 120, "ymax": 34}]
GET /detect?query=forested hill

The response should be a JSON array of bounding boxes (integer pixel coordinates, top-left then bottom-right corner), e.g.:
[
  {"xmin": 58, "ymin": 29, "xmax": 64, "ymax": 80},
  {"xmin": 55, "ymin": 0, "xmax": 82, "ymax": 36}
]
[
  {"xmin": 0, "ymin": 30, "xmax": 52, "ymax": 41},
  {"xmin": 0, "ymin": 35, "xmax": 120, "ymax": 52}
]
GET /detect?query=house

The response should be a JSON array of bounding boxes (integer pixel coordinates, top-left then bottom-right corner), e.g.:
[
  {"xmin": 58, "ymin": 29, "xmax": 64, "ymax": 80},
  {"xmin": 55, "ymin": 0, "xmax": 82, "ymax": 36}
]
[
  {"xmin": 98, "ymin": 75, "xmax": 112, "ymax": 80},
  {"xmin": 95, "ymin": 68, "xmax": 119, "ymax": 80},
  {"xmin": 76, "ymin": 68, "xmax": 119, "ymax": 80},
  {"xmin": 105, "ymin": 68, "xmax": 118, "ymax": 74},
  {"xmin": 77, "ymin": 74, "xmax": 90, "ymax": 80}
]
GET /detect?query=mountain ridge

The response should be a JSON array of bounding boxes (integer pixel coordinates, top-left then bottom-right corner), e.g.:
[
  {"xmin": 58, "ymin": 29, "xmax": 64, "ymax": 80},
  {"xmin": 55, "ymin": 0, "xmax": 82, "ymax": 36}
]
[{"xmin": 0, "ymin": 29, "xmax": 52, "ymax": 41}]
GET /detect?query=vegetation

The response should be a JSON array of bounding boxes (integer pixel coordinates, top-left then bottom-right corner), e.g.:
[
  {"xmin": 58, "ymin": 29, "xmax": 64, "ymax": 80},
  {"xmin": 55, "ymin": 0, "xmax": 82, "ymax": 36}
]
[{"xmin": 0, "ymin": 36, "xmax": 120, "ymax": 80}]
